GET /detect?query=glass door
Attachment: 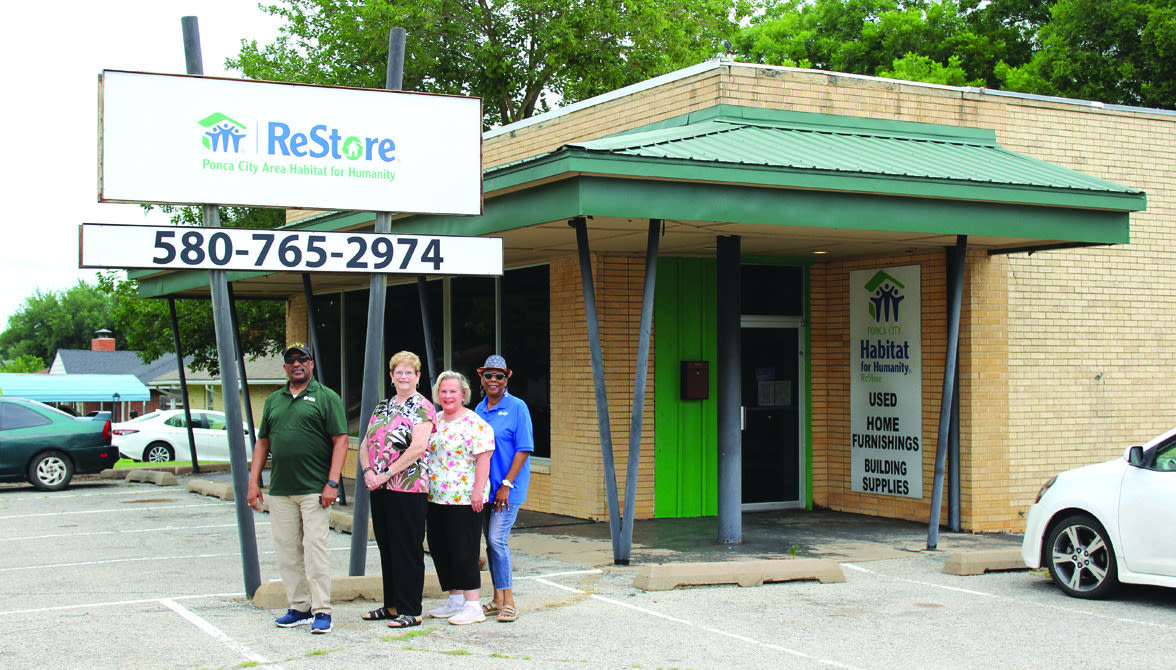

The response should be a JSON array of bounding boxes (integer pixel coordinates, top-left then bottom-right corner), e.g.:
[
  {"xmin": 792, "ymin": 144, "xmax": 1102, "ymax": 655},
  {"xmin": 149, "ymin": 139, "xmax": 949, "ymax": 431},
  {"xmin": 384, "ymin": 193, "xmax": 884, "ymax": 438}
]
[{"xmin": 741, "ymin": 318, "xmax": 804, "ymax": 509}]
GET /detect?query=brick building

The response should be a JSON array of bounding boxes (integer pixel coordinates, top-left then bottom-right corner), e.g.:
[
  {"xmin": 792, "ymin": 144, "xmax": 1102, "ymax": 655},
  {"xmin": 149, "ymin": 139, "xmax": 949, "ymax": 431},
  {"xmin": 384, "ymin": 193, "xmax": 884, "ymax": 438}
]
[{"xmin": 139, "ymin": 61, "xmax": 1173, "ymax": 533}]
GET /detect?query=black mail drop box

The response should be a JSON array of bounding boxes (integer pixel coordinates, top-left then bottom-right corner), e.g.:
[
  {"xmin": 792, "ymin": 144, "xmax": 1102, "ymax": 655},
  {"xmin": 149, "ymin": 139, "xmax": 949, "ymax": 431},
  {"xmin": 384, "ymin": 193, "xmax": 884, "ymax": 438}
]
[{"xmin": 681, "ymin": 360, "xmax": 709, "ymax": 400}]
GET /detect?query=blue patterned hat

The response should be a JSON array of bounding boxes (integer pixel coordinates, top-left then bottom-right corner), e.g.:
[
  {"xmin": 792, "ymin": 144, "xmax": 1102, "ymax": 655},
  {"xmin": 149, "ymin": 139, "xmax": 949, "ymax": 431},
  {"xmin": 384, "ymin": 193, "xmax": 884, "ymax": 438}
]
[{"xmin": 477, "ymin": 355, "xmax": 509, "ymax": 373}]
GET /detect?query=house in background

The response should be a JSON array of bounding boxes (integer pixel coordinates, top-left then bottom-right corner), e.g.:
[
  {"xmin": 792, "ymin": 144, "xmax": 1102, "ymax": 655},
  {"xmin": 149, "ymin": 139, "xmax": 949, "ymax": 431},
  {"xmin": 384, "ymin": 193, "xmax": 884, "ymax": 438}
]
[
  {"xmin": 49, "ymin": 330, "xmax": 185, "ymax": 420},
  {"xmin": 148, "ymin": 353, "xmax": 287, "ymax": 429}
]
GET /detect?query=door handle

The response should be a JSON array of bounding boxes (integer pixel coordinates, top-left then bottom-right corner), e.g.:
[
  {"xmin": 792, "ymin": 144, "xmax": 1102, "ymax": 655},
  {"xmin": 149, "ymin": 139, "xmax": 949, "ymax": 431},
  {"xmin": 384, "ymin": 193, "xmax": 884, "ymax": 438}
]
[{"xmin": 740, "ymin": 406, "xmax": 746, "ymax": 431}]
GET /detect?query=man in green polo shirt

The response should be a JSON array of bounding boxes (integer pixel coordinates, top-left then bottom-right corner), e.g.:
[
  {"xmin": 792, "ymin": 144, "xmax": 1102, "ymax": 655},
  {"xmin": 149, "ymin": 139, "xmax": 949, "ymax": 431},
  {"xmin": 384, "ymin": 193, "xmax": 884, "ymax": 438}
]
[{"xmin": 248, "ymin": 342, "xmax": 348, "ymax": 635}]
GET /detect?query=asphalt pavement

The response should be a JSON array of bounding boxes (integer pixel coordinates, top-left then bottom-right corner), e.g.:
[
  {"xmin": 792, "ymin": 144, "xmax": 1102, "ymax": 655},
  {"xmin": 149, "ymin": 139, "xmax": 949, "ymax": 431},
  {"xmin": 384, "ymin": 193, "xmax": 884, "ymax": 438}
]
[{"xmin": 3, "ymin": 472, "xmax": 1176, "ymax": 669}]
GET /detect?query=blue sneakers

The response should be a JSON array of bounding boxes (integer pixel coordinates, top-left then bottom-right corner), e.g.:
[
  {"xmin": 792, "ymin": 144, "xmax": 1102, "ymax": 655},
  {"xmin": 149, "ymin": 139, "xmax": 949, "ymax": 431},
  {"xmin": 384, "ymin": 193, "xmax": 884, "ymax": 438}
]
[
  {"xmin": 275, "ymin": 608, "xmax": 312, "ymax": 627},
  {"xmin": 311, "ymin": 612, "xmax": 332, "ymax": 634}
]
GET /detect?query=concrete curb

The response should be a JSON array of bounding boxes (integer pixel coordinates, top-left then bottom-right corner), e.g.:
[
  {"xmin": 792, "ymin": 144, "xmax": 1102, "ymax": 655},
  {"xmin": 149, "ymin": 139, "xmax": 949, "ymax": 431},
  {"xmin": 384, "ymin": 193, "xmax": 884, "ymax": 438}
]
[
  {"xmin": 186, "ymin": 478, "xmax": 235, "ymax": 500},
  {"xmin": 942, "ymin": 548, "xmax": 1027, "ymax": 576},
  {"xmin": 633, "ymin": 558, "xmax": 845, "ymax": 591},
  {"xmin": 330, "ymin": 508, "xmax": 376, "ymax": 540},
  {"xmin": 252, "ymin": 571, "xmax": 495, "ymax": 609},
  {"xmin": 123, "ymin": 470, "xmax": 178, "ymax": 486}
]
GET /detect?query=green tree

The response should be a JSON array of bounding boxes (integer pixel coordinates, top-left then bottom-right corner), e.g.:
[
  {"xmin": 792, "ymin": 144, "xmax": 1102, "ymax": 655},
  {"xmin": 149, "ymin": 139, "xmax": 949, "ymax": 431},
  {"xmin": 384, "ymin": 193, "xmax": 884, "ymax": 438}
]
[
  {"xmin": 229, "ymin": 0, "xmax": 752, "ymax": 127},
  {"xmin": 996, "ymin": 0, "xmax": 1176, "ymax": 109},
  {"xmin": 0, "ymin": 281, "xmax": 117, "ymax": 364},
  {"xmin": 98, "ymin": 271, "xmax": 285, "ymax": 376},
  {"xmin": 0, "ymin": 354, "xmax": 47, "ymax": 373},
  {"xmin": 734, "ymin": 0, "xmax": 1046, "ymax": 89}
]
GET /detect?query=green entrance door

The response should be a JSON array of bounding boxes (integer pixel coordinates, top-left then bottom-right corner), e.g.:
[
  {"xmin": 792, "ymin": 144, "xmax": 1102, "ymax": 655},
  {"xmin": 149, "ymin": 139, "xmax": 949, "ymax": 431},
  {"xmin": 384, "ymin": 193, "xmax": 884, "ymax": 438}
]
[{"xmin": 741, "ymin": 318, "xmax": 804, "ymax": 508}]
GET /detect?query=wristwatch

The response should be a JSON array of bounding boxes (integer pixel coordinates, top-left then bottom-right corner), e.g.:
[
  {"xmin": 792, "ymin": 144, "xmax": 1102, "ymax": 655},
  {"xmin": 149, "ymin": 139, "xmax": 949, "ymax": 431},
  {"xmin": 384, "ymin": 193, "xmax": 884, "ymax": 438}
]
[
  {"xmin": 501, "ymin": 478, "xmax": 515, "ymax": 489},
  {"xmin": 327, "ymin": 480, "xmax": 340, "ymax": 489}
]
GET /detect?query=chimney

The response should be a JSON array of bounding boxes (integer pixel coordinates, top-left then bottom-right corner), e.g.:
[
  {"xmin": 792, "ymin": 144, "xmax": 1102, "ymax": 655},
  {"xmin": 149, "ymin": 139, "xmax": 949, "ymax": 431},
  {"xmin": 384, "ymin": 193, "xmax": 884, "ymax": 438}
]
[{"xmin": 92, "ymin": 328, "xmax": 115, "ymax": 352}]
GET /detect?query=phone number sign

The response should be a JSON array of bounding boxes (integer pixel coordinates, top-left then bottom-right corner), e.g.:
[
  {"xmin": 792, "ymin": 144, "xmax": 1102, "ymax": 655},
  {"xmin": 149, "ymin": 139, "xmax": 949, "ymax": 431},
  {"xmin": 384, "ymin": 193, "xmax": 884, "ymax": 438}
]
[{"xmin": 79, "ymin": 224, "xmax": 502, "ymax": 276}]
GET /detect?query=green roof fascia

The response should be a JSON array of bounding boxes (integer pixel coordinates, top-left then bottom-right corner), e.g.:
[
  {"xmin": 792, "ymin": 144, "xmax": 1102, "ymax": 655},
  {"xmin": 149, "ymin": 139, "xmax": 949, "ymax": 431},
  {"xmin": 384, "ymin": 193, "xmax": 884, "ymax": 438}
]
[
  {"xmin": 484, "ymin": 151, "xmax": 1145, "ymax": 213},
  {"xmin": 388, "ymin": 175, "xmax": 1129, "ymax": 245},
  {"xmin": 606, "ymin": 104, "xmax": 998, "ymax": 144},
  {"xmin": 134, "ymin": 268, "xmax": 273, "ymax": 298}
]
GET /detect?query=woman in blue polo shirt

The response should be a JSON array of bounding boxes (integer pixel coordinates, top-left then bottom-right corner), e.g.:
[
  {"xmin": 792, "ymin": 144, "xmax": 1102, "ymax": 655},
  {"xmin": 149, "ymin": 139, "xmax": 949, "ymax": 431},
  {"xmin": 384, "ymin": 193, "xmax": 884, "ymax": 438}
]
[{"xmin": 473, "ymin": 355, "xmax": 534, "ymax": 623}]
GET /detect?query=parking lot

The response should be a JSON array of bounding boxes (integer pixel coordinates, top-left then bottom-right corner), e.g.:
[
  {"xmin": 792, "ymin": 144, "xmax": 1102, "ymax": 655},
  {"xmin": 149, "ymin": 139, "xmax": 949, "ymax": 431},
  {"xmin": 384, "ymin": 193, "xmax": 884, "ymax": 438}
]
[{"xmin": 3, "ymin": 476, "xmax": 1176, "ymax": 669}]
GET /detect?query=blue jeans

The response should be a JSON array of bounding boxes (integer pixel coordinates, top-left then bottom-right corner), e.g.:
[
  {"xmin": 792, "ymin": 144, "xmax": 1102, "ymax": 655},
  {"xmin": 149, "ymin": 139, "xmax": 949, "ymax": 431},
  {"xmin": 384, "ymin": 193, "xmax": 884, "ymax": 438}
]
[{"xmin": 483, "ymin": 504, "xmax": 520, "ymax": 590}]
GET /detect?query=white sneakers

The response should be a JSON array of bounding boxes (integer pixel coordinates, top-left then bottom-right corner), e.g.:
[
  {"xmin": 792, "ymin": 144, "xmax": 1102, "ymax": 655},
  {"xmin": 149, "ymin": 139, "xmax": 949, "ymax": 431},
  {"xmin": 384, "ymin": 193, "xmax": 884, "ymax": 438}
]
[
  {"xmin": 429, "ymin": 596, "xmax": 465, "ymax": 619},
  {"xmin": 448, "ymin": 601, "xmax": 486, "ymax": 625}
]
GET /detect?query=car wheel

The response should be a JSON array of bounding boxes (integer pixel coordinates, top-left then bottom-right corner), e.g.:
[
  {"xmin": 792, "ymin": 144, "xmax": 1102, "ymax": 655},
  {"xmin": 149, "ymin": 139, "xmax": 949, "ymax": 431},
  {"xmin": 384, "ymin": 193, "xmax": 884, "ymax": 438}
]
[
  {"xmin": 1046, "ymin": 513, "xmax": 1118, "ymax": 599},
  {"xmin": 143, "ymin": 442, "xmax": 175, "ymax": 463},
  {"xmin": 28, "ymin": 451, "xmax": 74, "ymax": 491}
]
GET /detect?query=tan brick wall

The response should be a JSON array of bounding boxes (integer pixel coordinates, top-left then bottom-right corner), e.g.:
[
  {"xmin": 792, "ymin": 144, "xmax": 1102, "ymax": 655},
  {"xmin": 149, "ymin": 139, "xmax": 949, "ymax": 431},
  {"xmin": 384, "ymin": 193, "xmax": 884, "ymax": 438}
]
[{"xmin": 545, "ymin": 254, "xmax": 657, "ymax": 521}]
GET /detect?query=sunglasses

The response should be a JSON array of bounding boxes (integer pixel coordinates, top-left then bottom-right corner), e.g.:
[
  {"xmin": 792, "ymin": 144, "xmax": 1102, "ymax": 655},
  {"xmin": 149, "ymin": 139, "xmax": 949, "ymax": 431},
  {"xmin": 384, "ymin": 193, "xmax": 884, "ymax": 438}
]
[
  {"xmin": 481, "ymin": 371, "xmax": 506, "ymax": 381},
  {"xmin": 284, "ymin": 355, "xmax": 311, "ymax": 365}
]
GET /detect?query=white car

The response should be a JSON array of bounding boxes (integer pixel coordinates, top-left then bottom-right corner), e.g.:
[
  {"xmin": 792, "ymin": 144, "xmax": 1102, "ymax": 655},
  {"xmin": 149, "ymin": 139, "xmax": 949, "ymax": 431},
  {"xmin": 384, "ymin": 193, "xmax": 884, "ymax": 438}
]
[
  {"xmin": 1022, "ymin": 426, "xmax": 1176, "ymax": 598},
  {"xmin": 112, "ymin": 410, "xmax": 250, "ymax": 463}
]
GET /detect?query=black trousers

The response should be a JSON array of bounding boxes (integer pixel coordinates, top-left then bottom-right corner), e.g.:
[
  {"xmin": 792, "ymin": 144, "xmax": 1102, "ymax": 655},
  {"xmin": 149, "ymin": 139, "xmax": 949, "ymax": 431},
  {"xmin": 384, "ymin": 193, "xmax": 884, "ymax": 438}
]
[
  {"xmin": 370, "ymin": 489, "xmax": 427, "ymax": 616},
  {"xmin": 427, "ymin": 502, "xmax": 482, "ymax": 592}
]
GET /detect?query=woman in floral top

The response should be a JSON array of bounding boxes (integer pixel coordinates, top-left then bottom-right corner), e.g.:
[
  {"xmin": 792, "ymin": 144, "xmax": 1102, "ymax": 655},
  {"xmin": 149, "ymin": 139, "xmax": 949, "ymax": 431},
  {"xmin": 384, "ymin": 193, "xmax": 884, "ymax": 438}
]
[
  {"xmin": 426, "ymin": 370, "xmax": 494, "ymax": 626},
  {"xmin": 357, "ymin": 351, "xmax": 436, "ymax": 629}
]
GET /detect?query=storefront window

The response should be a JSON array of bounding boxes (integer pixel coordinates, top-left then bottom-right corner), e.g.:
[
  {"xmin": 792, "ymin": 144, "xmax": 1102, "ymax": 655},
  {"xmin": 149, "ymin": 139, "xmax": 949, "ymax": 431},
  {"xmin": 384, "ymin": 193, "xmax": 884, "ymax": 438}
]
[{"xmin": 322, "ymin": 266, "xmax": 550, "ymax": 457}]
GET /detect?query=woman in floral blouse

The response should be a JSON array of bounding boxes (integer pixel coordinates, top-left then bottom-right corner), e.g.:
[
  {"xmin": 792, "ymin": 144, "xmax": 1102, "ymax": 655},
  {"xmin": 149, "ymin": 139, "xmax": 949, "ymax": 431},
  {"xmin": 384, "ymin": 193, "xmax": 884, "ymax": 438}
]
[
  {"xmin": 357, "ymin": 351, "xmax": 436, "ymax": 628},
  {"xmin": 425, "ymin": 370, "xmax": 494, "ymax": 625}
]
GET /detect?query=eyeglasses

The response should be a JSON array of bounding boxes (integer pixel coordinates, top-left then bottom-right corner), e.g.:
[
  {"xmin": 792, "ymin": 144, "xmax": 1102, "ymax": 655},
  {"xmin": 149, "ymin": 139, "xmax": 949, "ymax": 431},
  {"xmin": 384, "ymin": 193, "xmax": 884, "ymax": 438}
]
[
  {"xmin": 391, "ymin": 370, "xmax": 418, "ymax": 377},
  {"xmin": 284, "ymin": 355, "xmax": 311, "ymax": 365},
  {"xmin": 482, "ymin": 372, "xmax": 506, "ymax": 381}
]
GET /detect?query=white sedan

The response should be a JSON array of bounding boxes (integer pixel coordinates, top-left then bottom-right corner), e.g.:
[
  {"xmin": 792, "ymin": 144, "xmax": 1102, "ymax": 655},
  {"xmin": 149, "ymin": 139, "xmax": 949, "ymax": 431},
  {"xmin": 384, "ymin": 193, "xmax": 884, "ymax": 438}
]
[
  {"xmin": 112, "ymin": 410, "xmax": 251, "ymax": 463},
  {"xmin": 1022, "ymin": 426, "xmax": 1176, "ymax": 598}
]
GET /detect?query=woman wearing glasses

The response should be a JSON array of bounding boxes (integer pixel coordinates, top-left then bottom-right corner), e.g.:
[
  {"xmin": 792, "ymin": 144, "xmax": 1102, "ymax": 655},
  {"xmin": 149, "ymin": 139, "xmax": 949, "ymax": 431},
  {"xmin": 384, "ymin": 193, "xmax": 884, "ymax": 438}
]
[
  {"xmin": 357, "ymin": 351, "xmax": 436, "ymax": 629},
  {"xmin": 474, "ymin": 355, "xmax": 534, "ymax": 623}
]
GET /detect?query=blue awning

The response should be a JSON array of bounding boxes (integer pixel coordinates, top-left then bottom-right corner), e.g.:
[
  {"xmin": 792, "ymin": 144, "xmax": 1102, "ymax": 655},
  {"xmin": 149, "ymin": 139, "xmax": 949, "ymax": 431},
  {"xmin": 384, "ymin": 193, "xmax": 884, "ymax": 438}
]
[{"xmin": 0, "ymin": 374, "xmax": 151, "ymax": 402}]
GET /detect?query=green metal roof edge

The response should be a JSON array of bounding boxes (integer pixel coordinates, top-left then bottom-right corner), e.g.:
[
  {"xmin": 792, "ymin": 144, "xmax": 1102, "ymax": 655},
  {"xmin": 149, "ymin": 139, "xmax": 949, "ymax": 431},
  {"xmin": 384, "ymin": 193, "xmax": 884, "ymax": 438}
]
[
  {"xmin": 386, "ymin": 176, "xmax": 1129, "ymax": 245},
  {"xmin": 483, "ymin": 152, "xmax": 1146, "ymax": 212}
]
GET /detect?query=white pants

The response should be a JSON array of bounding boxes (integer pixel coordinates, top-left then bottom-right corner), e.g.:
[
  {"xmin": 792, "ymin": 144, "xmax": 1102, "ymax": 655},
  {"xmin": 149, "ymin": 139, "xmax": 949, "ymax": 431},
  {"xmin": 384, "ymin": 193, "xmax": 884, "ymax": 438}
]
[{"xmin": 268, "ymin": 494, "xmax": 332, "ymax": 615}]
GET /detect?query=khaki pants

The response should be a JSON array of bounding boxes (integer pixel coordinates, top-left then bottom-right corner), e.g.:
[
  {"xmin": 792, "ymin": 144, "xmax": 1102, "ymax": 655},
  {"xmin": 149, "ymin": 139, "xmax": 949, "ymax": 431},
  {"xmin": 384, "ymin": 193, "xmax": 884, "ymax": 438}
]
[{"xmin": 268, "ymin": 494, "xmax": 332, "ymax": 615}]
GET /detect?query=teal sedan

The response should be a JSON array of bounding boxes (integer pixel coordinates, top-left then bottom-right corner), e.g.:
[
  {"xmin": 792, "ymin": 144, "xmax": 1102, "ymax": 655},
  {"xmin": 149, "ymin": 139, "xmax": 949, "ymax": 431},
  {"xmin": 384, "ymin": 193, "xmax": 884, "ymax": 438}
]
[{"xmin": 0, "ymin": 397, "xmax": 119, "ymax": 490}]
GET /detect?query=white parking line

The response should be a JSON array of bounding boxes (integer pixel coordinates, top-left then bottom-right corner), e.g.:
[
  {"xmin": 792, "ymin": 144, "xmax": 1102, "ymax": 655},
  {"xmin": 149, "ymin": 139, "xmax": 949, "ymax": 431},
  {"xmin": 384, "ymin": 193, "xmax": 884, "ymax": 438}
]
[
  {"xmin": 0, "ymin": 502, "xmax": 231, "ymax": 520},
  {"xmin": 1, "ymin": 542, "xmax": 377, "ymax": 573},
  {"xmin": 7, "ymin": 522, "xmax": 264, "ymax": 542},
  {"xmin": 159, "ymin": 598, "xmax": 278, "ymax": 668},
  {"xmin": 0, "ymin": 591, "xmax": 244, "ymax": 616},
  {"xmin": 841, "ymin": 561, "xmax": 1176, "ymax": 630},
  {"xmin": 530, "ymin": 574, "xmax": 864, "ymax": 670}
]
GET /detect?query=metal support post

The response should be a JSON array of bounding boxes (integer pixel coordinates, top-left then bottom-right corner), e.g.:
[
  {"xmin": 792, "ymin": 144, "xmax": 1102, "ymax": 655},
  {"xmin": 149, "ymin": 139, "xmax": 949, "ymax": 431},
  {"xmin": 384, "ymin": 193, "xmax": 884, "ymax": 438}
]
[
  {"xmin": 183, "ymin": 15, "xmax": 262, "ymax": 598},
  {"xmin": 716, "ymin": 235, "xmax": 742, "ymax": 544},
  {"xmin": 349, "ymin": 27, "xmax": 407, "ymax": 576},
  {"xmin": 571, "ymin": 217, "xmax": 623, "ymax": 562},
  {"xmin": 928, "ymin": 235, "xmax": 968, "ymax": 549},
  {"xmin": 167, "ymin": 298, "xmax": 199, "ymax": 473},
  {"xmin": 617, "ymin": 220, "xmax": 661, "ymax": 564}
]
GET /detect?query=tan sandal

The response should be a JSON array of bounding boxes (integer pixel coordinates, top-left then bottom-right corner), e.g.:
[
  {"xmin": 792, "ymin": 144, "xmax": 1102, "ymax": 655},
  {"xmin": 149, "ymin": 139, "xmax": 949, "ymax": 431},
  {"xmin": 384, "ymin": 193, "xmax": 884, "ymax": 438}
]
[
  {"xmin": 497, "ymin": 604, "xmax": 518, "ymax": 622},
  {"xmin": 482, "ymin": 602, "xmax": 502, "ymax": 616}
]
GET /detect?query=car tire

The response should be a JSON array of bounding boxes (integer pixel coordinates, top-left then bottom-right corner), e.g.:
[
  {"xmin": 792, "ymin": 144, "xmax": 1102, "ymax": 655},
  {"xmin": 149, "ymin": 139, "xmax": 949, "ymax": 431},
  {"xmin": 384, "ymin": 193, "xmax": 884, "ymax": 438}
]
[
  {"xmin": 28, "ymin": 451, "xmax": 74, "ymax": 491},
  {"xmin": 1046, "ymin": 513, "xmax": 1118, "ymax": 599},
  {"xmin": 143, "ymin": 442, "xmax": 176, "ymax": 463}
]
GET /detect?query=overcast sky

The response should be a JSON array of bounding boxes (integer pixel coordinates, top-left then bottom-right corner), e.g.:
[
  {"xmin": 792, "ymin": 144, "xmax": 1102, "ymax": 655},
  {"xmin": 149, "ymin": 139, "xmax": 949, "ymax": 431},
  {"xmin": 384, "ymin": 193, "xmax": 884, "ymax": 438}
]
[{"xmin": 0, "ymin": 1, "xmax": 281, "ymax": 330}]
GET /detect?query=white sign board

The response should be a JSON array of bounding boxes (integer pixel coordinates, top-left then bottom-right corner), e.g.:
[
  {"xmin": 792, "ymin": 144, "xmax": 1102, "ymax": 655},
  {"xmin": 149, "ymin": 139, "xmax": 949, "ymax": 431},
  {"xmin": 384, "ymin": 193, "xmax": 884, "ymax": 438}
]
[
  {"xmin": 849, "ymin": 265, "xmax": 922, "ymax": 498},
  {"xmin": 79, "ymin": 224, "xmax": 502, "ymax": 276},
  {"xmin": 99, "ymin": 70, "xmax": 483, "ymax": 215}
]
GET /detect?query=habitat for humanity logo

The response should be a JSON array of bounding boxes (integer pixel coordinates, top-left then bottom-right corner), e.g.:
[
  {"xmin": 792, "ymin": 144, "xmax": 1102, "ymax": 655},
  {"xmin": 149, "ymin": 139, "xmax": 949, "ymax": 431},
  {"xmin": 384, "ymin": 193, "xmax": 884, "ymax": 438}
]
[
  {"xmin": 199, "ymin": 113, "xmax": 247, "ymax": 153},
  {"xmin": 864, "ymin": 271, "xmax": 905, "ymax": 323}
]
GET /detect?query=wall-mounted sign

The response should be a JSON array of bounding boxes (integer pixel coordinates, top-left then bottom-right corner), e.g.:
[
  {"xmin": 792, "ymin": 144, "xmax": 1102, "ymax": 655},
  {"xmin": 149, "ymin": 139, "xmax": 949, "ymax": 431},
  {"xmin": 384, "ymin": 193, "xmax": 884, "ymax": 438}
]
[
  {"xmin": 849, "ymin": 265, "xmax": 922, "ymax": 498},
  {"xmin": 99, "ymin": 70, "xmax": 482, "ymax": 215},
  {"xmin": 79, "ymin": 224, "xmax": 503, "ymax": 276}
]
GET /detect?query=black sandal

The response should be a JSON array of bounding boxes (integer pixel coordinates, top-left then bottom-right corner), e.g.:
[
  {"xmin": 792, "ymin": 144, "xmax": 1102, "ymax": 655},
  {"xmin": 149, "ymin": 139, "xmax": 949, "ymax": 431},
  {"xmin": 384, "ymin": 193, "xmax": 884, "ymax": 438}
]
[
  {"xmin": 362, "ymin": 607, "xmax": 395, "ymax": 621},
  {"xmin": 387, "ymin": 614, "xmax": 422, "ymax": 628}
]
